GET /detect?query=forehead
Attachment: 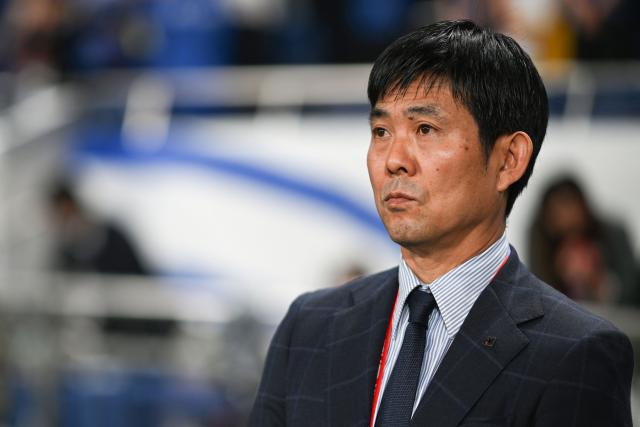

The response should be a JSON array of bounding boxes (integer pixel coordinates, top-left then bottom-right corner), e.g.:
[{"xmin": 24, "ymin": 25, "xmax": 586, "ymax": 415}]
[{"xmin": 372, "ymin": 79, "xmax": 467, "ymax": 118}]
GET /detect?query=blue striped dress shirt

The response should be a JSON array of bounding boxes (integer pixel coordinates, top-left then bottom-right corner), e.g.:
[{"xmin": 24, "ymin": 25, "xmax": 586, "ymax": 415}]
[{"xmin": 372, "ymin": 233, "xmax": 511, "ymax": 423}]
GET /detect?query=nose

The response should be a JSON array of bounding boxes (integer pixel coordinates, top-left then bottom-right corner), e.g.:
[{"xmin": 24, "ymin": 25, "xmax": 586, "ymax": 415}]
[{"xmin": 386, "ymin": 133, "xmax": 416, "ymax": 176}]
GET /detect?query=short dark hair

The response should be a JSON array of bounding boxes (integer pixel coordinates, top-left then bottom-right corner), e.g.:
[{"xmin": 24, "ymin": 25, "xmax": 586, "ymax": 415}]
[{"xmin": 367, "ymin": 20, "xmax": 549, "ymax": 216}]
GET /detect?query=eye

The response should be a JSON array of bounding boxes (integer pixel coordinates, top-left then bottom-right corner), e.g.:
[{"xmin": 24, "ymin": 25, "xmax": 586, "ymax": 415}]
[
  {"xmin": 418, "ymin": 124, "xmax": 432, "ymax": 135},
  {"xmin": 372, "ymin": 127, "xmax": 389, "ymax": 138}
]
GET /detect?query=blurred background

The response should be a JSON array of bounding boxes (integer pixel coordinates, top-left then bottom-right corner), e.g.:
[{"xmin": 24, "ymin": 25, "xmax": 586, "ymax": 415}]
[{"xmin": 0, "ymin": 0, "xmax": 638, "ymax": 425}]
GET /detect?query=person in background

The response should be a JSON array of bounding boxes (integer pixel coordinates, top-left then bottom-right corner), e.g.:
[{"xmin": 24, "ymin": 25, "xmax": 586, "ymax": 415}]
[
  {"xmin": 528, "ymin": 175, "xmax": 639, "ymax": 305},
  {"xmin": 561, "ymin": 0, "xmax": 640, "ymax": 60},
  {"xmin": 48, "ymin": 179, "xmax": 179, "ymax": 335},
  {"xmin": 48, "ymin": 179, "xmax": 148, "ymax": 276}
]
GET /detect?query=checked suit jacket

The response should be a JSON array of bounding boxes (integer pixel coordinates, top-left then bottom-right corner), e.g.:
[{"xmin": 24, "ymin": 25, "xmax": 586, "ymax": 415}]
[{"xmin": 250, "ymin": 249, "xmax": 634, "ymax": 426}]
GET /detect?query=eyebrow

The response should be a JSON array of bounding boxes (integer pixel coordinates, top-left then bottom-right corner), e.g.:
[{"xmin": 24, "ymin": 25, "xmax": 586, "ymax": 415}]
[
  {"xmin": 369, "ymin": 104, "xmax": 443, "ymax": 124},
  {"xmin": 369, "ymin": 107, "xmax": 388, "ymax": 123},
  {"xmin": 406, "ymin": 105, "xmax": 442, "ymax": 117}
]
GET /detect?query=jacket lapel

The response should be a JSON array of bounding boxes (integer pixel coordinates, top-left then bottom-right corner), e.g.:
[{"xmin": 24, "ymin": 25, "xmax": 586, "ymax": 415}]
[
  {"xmin": 327, "ymin": 269, "xmax": 398, "ymax": 426},
  {"xmin": 411, "ymin": 250, "xmax": 544, "ymax": 427}
]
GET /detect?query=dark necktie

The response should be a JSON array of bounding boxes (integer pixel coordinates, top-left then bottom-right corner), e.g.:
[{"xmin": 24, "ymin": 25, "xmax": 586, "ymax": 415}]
[{"xmin": 375, "ymin": 288, "xmax": 437, "ymax": 427}]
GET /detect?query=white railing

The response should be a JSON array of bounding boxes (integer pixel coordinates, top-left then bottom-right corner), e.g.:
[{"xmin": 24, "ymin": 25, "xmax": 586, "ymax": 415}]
[{"xmin": 1, "ymin": 61, "xmax": 640, "ymax": 151}]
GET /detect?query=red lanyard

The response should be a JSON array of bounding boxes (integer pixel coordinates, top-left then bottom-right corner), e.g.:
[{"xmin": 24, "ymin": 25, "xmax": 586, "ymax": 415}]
[
  {"xmin": 368, "ymin": 253, "xmax": 510, "ymax": 426},
  {"xmin": 370, "ymin": 290, "xmax": 398, "ymax": 427}
]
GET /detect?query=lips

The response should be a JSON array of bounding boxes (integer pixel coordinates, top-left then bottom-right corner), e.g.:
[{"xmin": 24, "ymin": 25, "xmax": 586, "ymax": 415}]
[
  {"xmin": 384, "ymin": 191, "xmax": 417, "ymax": 207},
  {"xmin": 384, "ymin": 191, "xmax": 413, "ymax": 201}
]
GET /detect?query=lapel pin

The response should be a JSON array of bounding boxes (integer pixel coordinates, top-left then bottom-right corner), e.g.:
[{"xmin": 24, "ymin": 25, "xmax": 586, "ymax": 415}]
[{"xmin": 483, "ymin": 336, "xmax": 497, "ymax": 348}]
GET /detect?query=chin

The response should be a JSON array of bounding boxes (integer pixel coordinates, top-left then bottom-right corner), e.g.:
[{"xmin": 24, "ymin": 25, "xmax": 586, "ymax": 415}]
[
  {"xmin": 386, "ymin": 225, "xmax": 426, "ymax": 248},
  {"xmin": 390, "ymin": 235, "xmax": 426, "ymax": 250},
  {"xmin": 385, "ymin": 220, "xmax": 445, "ymax": 250}
]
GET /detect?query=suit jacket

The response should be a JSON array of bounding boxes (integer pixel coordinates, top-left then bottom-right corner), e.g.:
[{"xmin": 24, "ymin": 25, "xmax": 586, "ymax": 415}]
[{"xmin": 250, "ymin": 249, "xmax": 634, "ymax": 426}]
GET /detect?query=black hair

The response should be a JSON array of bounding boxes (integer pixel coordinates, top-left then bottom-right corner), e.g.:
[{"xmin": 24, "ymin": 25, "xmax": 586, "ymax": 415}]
[{"xmin": 367, "ymin": 20, "xmax": 549, "ymax": 216}]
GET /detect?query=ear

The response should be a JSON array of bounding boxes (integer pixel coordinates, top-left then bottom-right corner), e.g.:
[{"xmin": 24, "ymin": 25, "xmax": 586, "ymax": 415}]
[{"xmin": 493, "ymin": 131, "xmax": 533, "ymax": 193}]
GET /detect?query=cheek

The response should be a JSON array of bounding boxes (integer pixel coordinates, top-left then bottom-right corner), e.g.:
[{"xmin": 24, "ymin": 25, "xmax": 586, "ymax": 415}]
[
  {"xmin": 423, "ymin": 150, "xmax": 461, "ymax": 186},
  {"xmin": 420, "ymin": 144, "xmax": 461, "ymax": 179},
  {"xmin": 428, "ymin": 152, "xmax": 486, "ymax": 203},
  {"xmin": 367, "ymin": 149, "xmax": 385, "ymax": 190}
]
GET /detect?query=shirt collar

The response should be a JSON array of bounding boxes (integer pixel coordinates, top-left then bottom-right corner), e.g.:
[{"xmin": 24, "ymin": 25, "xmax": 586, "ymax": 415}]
[{"xmin": 394, "ymin": 233, "xmax": 510, "ymax": 339}]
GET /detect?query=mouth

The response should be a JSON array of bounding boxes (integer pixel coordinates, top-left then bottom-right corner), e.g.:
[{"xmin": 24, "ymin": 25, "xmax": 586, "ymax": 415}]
[{"xmin": 383, "ymin": 191, "xmax": 417, "ymax": 208}]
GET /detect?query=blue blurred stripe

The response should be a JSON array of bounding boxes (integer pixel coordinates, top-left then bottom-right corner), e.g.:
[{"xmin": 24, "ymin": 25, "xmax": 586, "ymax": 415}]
[{"xmin": 71, "ymin": 142, "xmax": 388, "ymax": 237}]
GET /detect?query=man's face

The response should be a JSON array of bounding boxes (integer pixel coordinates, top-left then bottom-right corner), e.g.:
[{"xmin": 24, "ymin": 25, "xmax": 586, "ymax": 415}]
[{"xmin": 367, "ymin": 80, "xmax": 505, "ymax": 252}]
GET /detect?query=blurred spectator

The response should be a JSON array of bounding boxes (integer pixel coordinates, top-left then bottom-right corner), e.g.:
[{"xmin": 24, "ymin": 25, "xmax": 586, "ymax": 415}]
[
  {"xmin": 562, "ymin": 0, "xmax": 640, "ymax": 60},
  {"xmin": 47, "ymin": 179, "xmax": 180, "ymax": 335},
  {"xmin": 436, "ymin": 0, "xmax": 517, "ymax": 33},
  {"xmin": 1, "ymin": 0, "xmax": 233, "ymax": 74},
  {"xmin": 1, "ymin": 0, "xmax": 69, "ymax": 73},
  {"xmin": 223, "ymin": 0, "xmax": 285, "ymax": 64},
  {"xmin": 432, "ymin": 0, "xmax": 575, "ymax": 63},
  {"xmin": 528, "ymin": 176, "xmax": 639, "ymax": 305},
  {"xmin": 310, "ymin": 0, "xmax": 412, "ymax": 63},
  {"xmin": 48, "ymin": 179, "xmax": 149, "ymax": 275},
  {"xmin": 2, "ymin": 0, "xmax": 639, "ymax": 71},
  {"xmin": 430, "ymin": 0, "xmax": 640, "ymax": 62}
]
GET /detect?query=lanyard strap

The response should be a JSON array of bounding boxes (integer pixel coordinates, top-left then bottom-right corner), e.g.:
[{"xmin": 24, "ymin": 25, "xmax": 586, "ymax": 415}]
[{"xmin": 370, "ymin": 290, "xmax": 398, "ymax": 427}]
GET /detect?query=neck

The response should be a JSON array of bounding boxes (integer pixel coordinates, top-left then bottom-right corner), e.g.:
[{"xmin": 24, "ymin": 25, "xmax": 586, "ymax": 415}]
[{"xmin": 401, "ymin": 224, "xmax": 505, "ymax": 284}]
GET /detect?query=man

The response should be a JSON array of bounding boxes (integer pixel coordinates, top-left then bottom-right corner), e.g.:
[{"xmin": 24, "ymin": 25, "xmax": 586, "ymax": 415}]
[{"xmin": 250, "ymin": 20, "xmax": 633, "ymax": 426}]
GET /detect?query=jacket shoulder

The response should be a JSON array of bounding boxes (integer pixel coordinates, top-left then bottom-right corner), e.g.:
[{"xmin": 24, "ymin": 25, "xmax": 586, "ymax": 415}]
[
  {"xmin": 293, "ymin": 266, "xmax": 398, "ymax": 312},
  {"xmin": 519, "ymin": 264, "xmax": 626, "ymax": 340}
]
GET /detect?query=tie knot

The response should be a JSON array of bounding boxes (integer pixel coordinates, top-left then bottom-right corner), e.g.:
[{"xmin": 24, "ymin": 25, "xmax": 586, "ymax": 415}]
[{"xmin": 407, "ymin": 288, "xmax": 436, "ymax": 326}]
